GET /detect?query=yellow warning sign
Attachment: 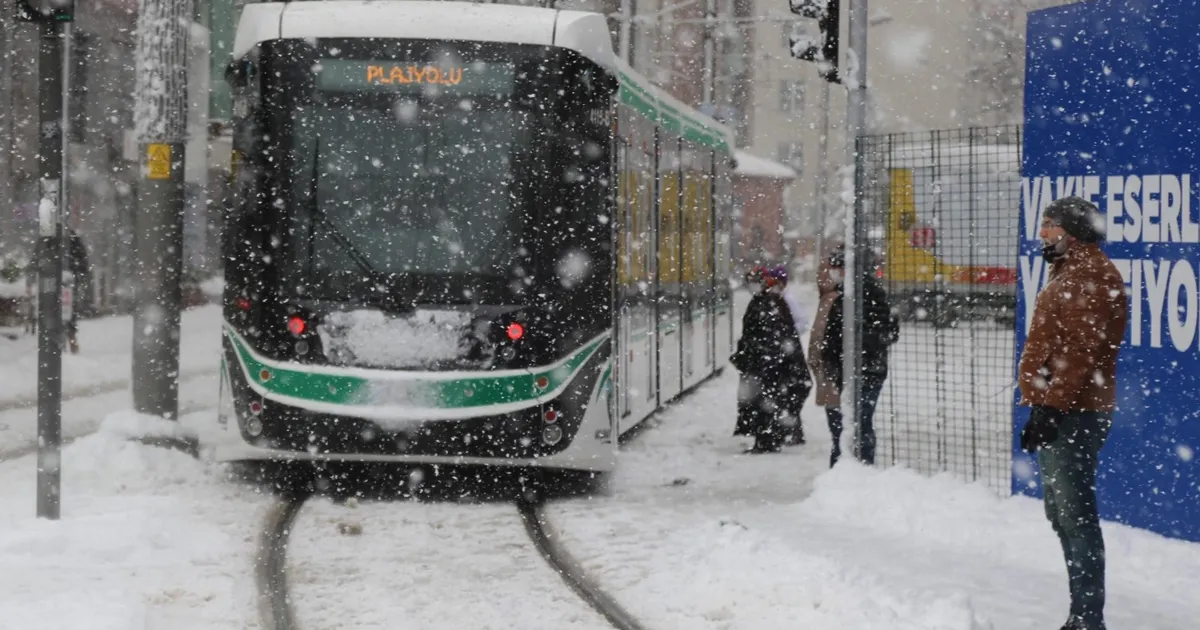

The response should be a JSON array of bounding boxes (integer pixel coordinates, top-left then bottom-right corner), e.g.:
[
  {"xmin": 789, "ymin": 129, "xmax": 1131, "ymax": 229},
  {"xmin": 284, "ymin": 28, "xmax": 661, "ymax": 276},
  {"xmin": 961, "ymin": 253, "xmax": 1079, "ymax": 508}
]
[{"xmin": 147, "ymin": 144, "xmax": 171, "ymax": 180}]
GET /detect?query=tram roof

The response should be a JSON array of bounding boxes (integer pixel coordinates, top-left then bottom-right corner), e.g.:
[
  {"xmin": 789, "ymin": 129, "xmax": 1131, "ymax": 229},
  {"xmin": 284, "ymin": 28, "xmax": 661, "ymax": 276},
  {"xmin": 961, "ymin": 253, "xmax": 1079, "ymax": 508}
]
[
  {"xmin": 233, "ymin": 0, "xmax": 735, "ymax": 152},
  {"xmin": 233, "ymin": 1, "xmax": 614, "ymax": 65}
]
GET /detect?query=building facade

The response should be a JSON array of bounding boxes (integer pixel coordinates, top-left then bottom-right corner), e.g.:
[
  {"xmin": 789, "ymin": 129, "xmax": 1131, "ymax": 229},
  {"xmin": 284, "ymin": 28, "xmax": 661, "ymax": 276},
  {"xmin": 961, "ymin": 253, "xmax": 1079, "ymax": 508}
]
[
  {"xmin": 1, "ymin": 3, "xmax": 214, "ymax": 315},
  {"xmin": 742, "ymin": 0, "xmax": 1077, "ymax": 248}
]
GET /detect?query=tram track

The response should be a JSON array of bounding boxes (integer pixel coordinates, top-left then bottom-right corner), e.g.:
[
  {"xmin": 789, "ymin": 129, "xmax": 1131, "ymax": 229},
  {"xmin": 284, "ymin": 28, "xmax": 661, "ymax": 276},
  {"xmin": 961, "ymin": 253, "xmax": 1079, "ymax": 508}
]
[
  {"xmin": 255, "ymin": 482, "xmax": 648, "ymax": 630},
  {"xmin": 252, "ymin": 369, "xmax": 726, "ymax": 630},
  {"xmin": 517, "ymin": 498, "xmax": 648, "ymax": 630}
]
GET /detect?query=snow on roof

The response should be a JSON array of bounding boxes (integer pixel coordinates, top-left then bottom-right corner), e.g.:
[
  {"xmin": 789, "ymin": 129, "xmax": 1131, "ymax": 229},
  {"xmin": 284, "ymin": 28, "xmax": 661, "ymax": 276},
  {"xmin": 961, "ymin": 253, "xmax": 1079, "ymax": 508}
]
[{"xmin": 734, "ymin": 150, "xmax": 797, "ymax": 180}]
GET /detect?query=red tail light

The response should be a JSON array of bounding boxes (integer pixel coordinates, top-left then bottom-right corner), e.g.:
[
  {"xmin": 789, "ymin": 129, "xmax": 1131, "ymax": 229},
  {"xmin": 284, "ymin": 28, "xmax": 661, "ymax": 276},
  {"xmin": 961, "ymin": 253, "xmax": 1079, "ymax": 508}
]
[
  {"xmin": 287, "ymin": 315, "xmax": 307, "ymax": 336},
  {"xmin": 506, "ymin": 322, "xmax": 524, "ymax": 341},
  {"xmin": 236, "ymin": 297, "xmax": 251, "ymax": 311}
]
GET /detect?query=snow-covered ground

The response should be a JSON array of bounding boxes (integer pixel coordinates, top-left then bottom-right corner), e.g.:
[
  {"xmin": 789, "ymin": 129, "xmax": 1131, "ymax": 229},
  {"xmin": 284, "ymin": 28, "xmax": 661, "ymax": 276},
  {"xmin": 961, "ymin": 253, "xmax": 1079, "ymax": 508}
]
[
  {"xmin": 0, "ymin": 286, "xmax": 1196, "ymax": 629},
  {"xmin": 0, "ymin": 304, "xmax": 223, "ymax": 458},
  {"xmin": 0, "ymin": 374, "xmax": 219, "ymax": 460},
  {"xmin": 0, "ymin": 304, "xmax": 223, "ymax": 404},
  {"xmin": 289, "ymin": 498, "xmax": 614, "ymax": 629},
  {"xmin": 542, "ymin": 286, "xmax": 1200, "ymax": 630},
  {"xmin": 0, "ymin": 408, "xmax": 272, "ymax": 630}
]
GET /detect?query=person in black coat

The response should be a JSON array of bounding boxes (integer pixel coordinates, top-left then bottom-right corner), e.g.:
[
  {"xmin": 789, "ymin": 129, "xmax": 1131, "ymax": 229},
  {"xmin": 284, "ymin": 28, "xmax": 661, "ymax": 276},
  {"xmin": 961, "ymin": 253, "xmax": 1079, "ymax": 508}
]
[
  {"xmin": 732, "ymin": 266, "xmax": 813, "ymax": 453},
  {"xmin": 65, "ymin": 228, "xmax": 90, "ymax": 353},
  {"xmin": 820, "ymin": 246, "xmax": 899, "ymax": 464}
]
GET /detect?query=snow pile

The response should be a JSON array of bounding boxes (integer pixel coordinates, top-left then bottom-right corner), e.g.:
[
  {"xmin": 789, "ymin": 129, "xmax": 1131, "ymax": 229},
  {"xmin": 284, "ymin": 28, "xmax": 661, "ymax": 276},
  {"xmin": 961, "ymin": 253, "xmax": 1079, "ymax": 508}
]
[
  {"xmin": 99, "ymin": 409, "xmax": 198, "ymax": 442},
  {"xmin": 0, "ymin": 409, "xmax": 267, "ymax": 629},
  {"xmin": 796, "ymin": 461, "xmax": 1200, "ymax": 614},
  {"xmin": 317, "ymin": 308, "xmax": 476, "ymax": 369},
  {"xmin": 603, "ymin": 514, "xmax": 992, "ymax": 629}
]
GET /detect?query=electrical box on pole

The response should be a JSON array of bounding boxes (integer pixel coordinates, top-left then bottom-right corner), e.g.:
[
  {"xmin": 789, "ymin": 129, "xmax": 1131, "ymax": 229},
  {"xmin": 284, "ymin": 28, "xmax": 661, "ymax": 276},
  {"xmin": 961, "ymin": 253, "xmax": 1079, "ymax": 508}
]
[
  {"xmin": 15, "ymin": 0, "xmax": 73, "ymax": 22},
  {"xmin": 788, "ymin": 0, "xmax": 839, "ymax": 83}
]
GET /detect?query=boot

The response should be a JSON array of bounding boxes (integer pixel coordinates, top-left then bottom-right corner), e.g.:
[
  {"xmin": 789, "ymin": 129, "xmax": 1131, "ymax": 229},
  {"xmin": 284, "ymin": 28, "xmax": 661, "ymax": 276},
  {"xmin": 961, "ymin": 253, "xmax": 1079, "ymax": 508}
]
[{"xmin": 1061, "ymin": 616, "xmax": 1106, "ymax": 630}]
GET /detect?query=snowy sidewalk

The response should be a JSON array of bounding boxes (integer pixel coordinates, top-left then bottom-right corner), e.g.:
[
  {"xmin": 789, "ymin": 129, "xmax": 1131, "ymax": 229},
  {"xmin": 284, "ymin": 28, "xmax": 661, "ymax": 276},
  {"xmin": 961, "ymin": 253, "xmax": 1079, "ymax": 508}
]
[
  {"xmin": 543, "ymin": 285, "xmax": 1200, "ymax": 630},
  {"xmin": 545, "ymin": 366, "xmax": 1200, "ymax": 629},
  {"xmin": 0, "ymin": 305, "xmax": 223, "ymax": 457},
  {"xmin": 0, "ymin": 304, "xmax": 223, "ymax": 405}
]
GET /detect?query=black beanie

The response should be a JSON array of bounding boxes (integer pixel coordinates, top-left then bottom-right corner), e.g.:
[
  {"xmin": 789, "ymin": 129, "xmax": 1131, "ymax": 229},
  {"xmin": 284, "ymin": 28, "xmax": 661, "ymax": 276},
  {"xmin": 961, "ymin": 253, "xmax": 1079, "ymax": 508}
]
[{"xmin": 1043, "ymin": 196, "xmax": 1105, "ymax": 243}]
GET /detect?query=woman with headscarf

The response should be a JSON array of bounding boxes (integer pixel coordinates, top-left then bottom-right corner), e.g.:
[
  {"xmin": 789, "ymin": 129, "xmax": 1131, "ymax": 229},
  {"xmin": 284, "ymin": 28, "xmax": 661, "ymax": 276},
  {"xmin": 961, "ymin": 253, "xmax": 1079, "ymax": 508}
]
[
  {"xmin": 731, "ymin": 266, "xmax": 811, "ymax": 453},
  {"xmin": 808, "ymin": 248, "xmax": 847, "ymax": 466},
  {"xmin": 814, "ymin": 245, "xmax": 899, "ymax": 466}
]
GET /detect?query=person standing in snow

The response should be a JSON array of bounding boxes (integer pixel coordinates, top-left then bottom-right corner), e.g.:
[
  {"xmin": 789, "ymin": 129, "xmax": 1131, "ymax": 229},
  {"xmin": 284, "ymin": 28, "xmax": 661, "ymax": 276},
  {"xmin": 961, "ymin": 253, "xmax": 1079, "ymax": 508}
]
[
  {"xmin": 731, "ymin": 266, "xmax": 810, "ymax": 453},
  {"xmin": 807, "ymin": 246, "xmax": 849, "ymax": 467},
  {"xmin": 818, "ymin": 245, "xmax": 898, "ymax": 466},
  {"xmin": 1017, "ymin": 196, "xmax": 1127, "ymax": 630},
  {"xmin": 771, "ymin": 264, "xmax": 812, "ymax": 445},
  {"xmin": 65, "ymin": 228, "xmax": 90, "ymax": 354}
]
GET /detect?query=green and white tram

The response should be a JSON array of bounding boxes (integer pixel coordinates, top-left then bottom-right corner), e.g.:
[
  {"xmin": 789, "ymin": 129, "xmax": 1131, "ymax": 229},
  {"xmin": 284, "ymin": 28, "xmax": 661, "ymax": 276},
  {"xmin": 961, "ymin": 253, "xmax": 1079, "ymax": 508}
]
[{"xmin": 210, "ymin": 0, "xmax": 737, "ymax": 475}]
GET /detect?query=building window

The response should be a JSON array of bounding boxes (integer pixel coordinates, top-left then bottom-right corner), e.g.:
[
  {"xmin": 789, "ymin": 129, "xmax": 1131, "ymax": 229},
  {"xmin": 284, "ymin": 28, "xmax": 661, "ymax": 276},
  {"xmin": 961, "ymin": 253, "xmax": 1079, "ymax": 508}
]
[
  {"xmin": 778, "ymin": 80, "xmax": 804, "ymax": 113},
  {"xmin": 778, "ymin": 142, "xmax": 803, "ymax": 173}
]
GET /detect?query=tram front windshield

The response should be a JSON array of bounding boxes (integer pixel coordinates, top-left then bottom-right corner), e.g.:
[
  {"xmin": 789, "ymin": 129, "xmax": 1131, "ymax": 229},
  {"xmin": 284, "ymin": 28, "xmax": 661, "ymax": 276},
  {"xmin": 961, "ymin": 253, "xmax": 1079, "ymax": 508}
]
[{"xmin": 284, "ymin": 41, "xmax": 547, "ymax": 305}]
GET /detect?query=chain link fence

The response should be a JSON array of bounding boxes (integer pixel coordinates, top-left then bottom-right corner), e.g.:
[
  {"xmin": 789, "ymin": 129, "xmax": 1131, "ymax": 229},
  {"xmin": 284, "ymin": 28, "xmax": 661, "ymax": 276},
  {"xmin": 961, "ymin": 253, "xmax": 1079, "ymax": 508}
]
[{"xmin": 858, "ymin": 125, "xmax": 1022, "ymax": 494}]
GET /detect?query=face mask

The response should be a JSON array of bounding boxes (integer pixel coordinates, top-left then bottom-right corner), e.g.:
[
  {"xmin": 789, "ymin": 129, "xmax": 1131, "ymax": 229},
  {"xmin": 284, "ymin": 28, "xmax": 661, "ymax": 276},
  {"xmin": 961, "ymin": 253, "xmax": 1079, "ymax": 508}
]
[
  {"xmin": 1042, "ymin": 236, "xmax": 1067, "ymax": 263},
  {"xmin": 829, "ymin": 270, "xmax": 844, "ymax": 283}
]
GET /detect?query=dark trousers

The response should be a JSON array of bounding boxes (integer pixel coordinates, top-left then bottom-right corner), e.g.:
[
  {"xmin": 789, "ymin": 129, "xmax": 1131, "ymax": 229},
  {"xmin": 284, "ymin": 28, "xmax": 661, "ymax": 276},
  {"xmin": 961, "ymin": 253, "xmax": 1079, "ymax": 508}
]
[
  {"xmin": 825, "ymin": 406, "xmax": 843, "ymax": 467},
  {"xmin": 1038, "ymin": 411, "xmax": 1112, "ymax": 629},
  {"xmin": 825, "ymin": 371, "xmax": 885, "ymax": 467}
]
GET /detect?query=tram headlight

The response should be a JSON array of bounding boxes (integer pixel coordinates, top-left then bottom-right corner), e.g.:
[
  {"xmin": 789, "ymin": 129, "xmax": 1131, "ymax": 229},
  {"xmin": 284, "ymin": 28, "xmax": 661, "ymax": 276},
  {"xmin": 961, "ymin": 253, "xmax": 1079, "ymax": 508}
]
[{"xmin": 542, "ymin": 424, "xmax": 563, "ymax": 446}]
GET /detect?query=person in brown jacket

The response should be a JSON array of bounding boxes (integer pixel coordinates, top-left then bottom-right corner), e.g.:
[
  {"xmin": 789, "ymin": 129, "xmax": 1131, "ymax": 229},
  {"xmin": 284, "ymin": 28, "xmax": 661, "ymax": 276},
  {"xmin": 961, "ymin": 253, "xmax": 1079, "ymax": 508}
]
[
  {"xmin": 1017, "ymin": 195, "xmax": 1128, "ymax": 630},
  {"xmin": 807, "ymin": 246, "xmax": 846, "ymax": 467}
]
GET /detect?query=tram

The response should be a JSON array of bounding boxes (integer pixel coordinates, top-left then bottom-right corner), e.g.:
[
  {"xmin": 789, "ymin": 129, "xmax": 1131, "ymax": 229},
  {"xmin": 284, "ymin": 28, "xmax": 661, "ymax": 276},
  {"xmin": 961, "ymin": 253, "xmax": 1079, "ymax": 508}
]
[{"xmin": 208, "ymin": 0, "xmax": 737, "ymax": 475}]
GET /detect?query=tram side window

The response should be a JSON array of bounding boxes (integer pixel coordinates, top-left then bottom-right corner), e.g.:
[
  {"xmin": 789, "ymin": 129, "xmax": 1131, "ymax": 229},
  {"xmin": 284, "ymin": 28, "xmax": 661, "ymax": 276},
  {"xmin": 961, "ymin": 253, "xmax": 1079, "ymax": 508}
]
[
  {"xmin": 657, "ymin": 135, "xmax": 681, "ymax": 299},
  {"xmin": 224, "ymin": 55, "xmax": 267, "ymax": 309},
  {"xmin": 616, "ymin": 100, "xmax": 642, "ymax": 293},
  {"xmin": 714, "ymin": 155, "xmax": 734, "ymax": 298},
  {"xmin": 557, "ymin": 57, "xmax": 615, "ymax": 205},
  {"xmin": 554, "ymin": 55, "xmax": 616, "ymax": 305},
  {"xmin": 633, "ymin": 109, "xmax": 655, "ymax": 291}
]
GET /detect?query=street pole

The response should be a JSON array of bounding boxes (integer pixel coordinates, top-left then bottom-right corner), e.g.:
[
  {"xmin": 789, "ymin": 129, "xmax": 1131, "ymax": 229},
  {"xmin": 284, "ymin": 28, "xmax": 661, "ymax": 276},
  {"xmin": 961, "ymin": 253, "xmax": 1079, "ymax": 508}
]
[
  {"xmin": 841, "ymin": 0, "xmax": 869, "ymax": 463},
  {"xmin": 34, "ymin": 15, "xmax": 67, "ymax": 521},
  {"xmin": 814, "ymin": 77, "xmax": 830, "ymax": 256},
  {"xmin": 131, "ymin": 0, "xmax": 191, "ymax": 421},
  {"xmin": 618, "ymin": 0, "xmax": 632, "ymax": 63},
  {"xmin": 701, "ymin": 0, "xmax": 715, "ymax": 108}
]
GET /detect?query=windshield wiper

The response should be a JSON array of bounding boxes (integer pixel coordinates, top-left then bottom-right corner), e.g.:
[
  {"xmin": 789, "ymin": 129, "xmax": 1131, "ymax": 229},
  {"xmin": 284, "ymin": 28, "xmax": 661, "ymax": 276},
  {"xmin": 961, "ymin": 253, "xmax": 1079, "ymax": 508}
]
[{"xmin": 309, "ymin": 138, "xmax": 412, "ymax": 313}]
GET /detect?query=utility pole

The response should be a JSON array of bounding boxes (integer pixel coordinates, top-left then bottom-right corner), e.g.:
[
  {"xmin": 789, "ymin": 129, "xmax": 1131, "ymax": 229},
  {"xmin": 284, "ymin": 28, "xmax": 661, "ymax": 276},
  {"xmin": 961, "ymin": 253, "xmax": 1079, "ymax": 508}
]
[
  {"xmin": 131, "ymin": 0, "xmax": 191, "ymax": 420},
  {"xmin": 701, "ymin": 0, "xmax": 715, "ymax": 107},
  {"xmin": 814, "ymin": 78, "xmax": 830, "ymax": 256},
  {"xmin": 618, "ymin": 0, "xmax": 632, "ymax": 62},
  {"xmin": 15, "ymin": 0, "xmax": 72, "ymax": 520},
  {"xmin": 841, "ymin": 0, "xmax": 868, "ymax": 463}
]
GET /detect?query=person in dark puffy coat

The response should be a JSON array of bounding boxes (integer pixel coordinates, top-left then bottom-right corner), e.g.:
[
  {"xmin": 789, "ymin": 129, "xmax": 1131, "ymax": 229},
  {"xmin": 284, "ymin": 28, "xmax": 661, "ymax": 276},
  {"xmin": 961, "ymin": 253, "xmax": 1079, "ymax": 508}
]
[
  {"xmin": 732, "ymin": 266, "xmax": 812, "ymax": 453},
  {"xmin": 820, "ymin": 245, "xmax": 898, "ymax": 465}
]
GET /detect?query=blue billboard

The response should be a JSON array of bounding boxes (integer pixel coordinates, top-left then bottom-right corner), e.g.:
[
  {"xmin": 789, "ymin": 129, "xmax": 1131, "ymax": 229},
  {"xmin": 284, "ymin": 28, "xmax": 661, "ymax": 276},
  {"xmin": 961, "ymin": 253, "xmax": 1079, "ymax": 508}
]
[{"xmin": 1017, "ymin": 0, "xmax": 1200, "ymax": 542}]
